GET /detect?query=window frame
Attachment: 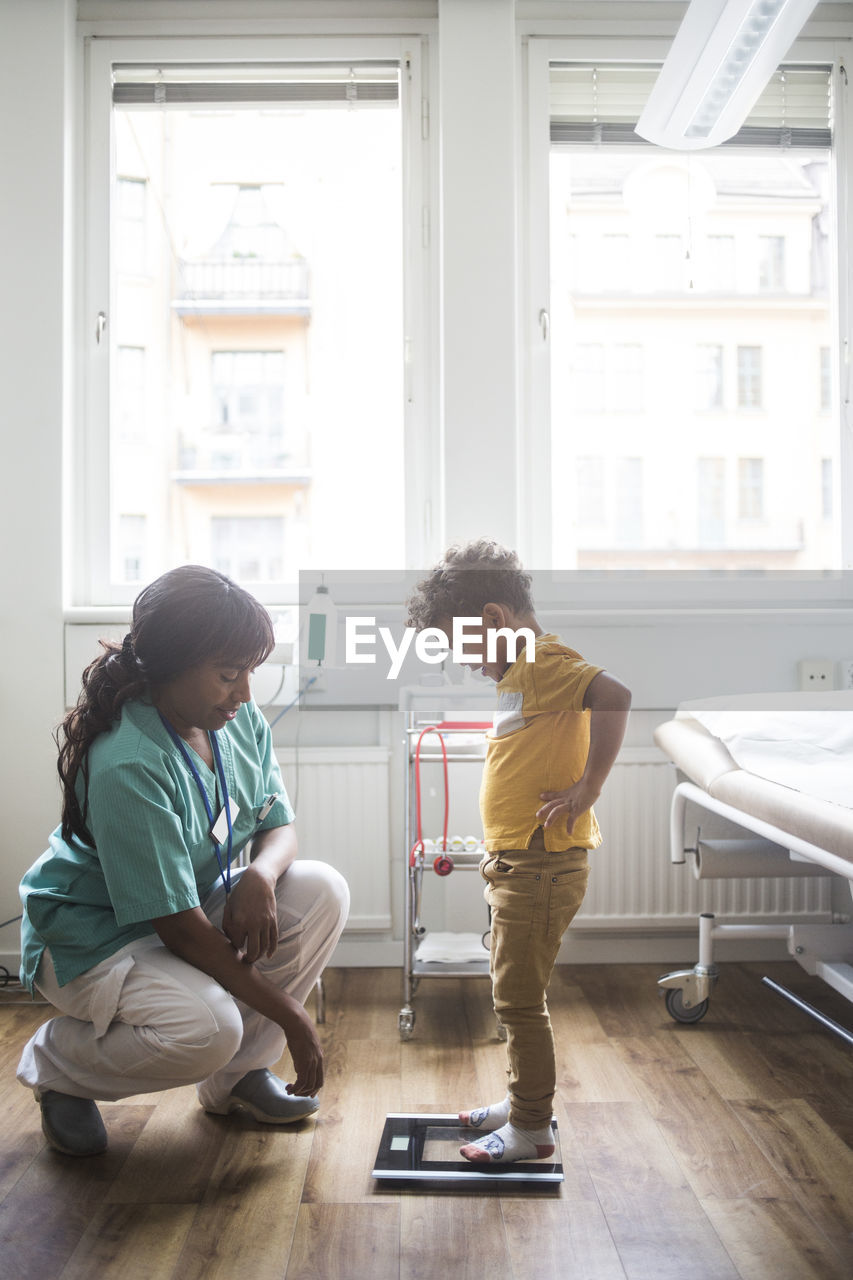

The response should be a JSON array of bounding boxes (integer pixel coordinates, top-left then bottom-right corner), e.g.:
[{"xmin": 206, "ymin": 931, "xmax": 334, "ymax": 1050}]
[
  {"xmin": 75, "ymin": 33, "xmax": 437, "ymax": 608},
  {"xmin": 521, "ymin": 33, "xmax": 853, "ymax": 600}
]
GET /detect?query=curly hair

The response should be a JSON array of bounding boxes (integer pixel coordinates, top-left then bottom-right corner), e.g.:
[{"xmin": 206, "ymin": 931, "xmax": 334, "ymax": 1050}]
[
  {"xmin": 406, "ymin": 539, "xmax": 534, "ymax": 630},
  {"xmin": 57, "ymin": 565, "xmax": 274, "ymax": 845}
]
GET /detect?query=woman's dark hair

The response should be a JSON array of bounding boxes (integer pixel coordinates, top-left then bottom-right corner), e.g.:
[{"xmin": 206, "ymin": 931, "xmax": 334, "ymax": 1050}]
[{"xmin": 57, "ymin": 565, "xmax": 275, "ymax": 845}]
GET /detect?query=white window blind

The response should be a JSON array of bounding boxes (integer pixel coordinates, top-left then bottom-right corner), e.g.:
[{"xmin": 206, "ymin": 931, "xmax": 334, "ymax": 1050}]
[
  {"xmin": 550, "ymin": 64, "xmax": 831, "ymax": 147},
  {"xmin": 112, "ymin": 62, "xmax": 399, "ymax": 107}
]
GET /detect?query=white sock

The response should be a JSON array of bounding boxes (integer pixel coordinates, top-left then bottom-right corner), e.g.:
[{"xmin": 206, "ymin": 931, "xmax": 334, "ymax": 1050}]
[
  {"xmin": 459, "ymin": 1120, "xmax": 555, "ymax": 1164},
  {"xmin": 458, "ymin": 1095, "xmax": 511, "ymax": 1130}
]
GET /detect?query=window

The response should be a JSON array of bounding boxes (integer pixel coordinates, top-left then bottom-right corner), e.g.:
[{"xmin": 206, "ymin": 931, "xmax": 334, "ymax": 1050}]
[
  {"xmin": 758, "ymin": 235, "xmax": 786, "ymax": 291},
  {"xmin": 576, "ymin": 456, "xmax": 605, "ymax": 529},
  {"xmin": 696, "ymin": 345, "xmax": 724, "ymax": 411},
  {"xmin": 542, "ymin": 59, "xmax": 841, "ymax": 572},
  {"xmin": 189, "ymin": 350, "xmax": 291, "ymax": 473},
  {"xmin": 615, "ymin": 457, "xmax": 643, "ymax": 547},
  {"xmin": 610, "ymin": 344, "xmax": 643, "ymax": 412},
  {"xmin": 698, "ymin": 458, "xmax": 726, "ymax": 547},
  {"xmin": 822, "ymin": 458, "xmax": 833, "ymax": 520},
  {"xmin": 738, "ymin": 459, "xmax": 764, "ymax": 520},
  {"xmin": 117, "ymin": 514, "xmax": 147, "ymax": 585},
  {"xmin": 212, "ymin": 516, "xmax": 286, "ymax": 584},
  {"xmin": 820, "ymin": 346, "xmax": 831, "ymax": 411},
  {"xmin": 569, "ymin": 344, "xmax": 641, "ymax": 413},
  {"xmin": 572, "ymin": 344, "xmax": 605, "ymax": 412},
  {"xmin": 737, "ymin": 346, "xmax": 763, "ymax": 410},
  {"xmin": 81, "ymin": 40, "xmax": 429, "ymax": 605}
]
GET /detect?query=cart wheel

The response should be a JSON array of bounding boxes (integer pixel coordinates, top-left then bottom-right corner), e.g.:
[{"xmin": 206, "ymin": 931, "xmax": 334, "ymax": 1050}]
[
  {"xmin": 398, "ymin": 1008, "xmax": 416, "ymax": 1040},
  {"xmin": 665, "ymin": 987, "xmax": 709, "ymax": 1024},
  {"xmin": 496, "ymin": 1019, "xmax": 507, "ymax": 1042}
]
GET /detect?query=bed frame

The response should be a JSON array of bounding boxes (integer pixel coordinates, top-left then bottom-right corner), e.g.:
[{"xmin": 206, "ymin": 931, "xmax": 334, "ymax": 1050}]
[{"xmin": 653, "ymin": 710, "xmax": 853, "ymax": 1039}]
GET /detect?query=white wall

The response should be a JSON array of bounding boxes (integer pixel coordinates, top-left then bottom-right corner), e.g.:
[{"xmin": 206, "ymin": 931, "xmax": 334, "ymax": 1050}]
[
  {"xmin": 440, "ymin": 0, "xmax": 520, "ymax": 545},
  {"xmin": 1, "ymin": 0, "xmax": 852, "ymax": 957},
  {"xmin": 0, "ymin": 0, "xmax": 74, "ymax": 942}
]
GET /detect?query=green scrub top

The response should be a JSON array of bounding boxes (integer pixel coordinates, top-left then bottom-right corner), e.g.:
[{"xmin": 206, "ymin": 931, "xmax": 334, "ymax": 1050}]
[{"xmin": 19, "ymin": 698, "xmax": 294, "ymax": 993}]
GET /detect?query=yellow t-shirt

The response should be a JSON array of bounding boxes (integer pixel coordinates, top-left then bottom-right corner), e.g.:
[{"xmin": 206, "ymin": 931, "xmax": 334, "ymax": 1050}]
[{"xmin": 479, "ymin": 634, "xmax": 603, "ymax": 853}]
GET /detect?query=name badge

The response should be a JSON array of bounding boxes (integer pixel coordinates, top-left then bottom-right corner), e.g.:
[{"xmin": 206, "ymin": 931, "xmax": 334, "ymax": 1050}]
[{"xmin": 211, "ymin": 796, "xmax": 240, "ymax": 844}]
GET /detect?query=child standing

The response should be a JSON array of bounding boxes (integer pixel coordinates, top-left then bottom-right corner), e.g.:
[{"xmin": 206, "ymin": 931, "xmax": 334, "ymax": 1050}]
[{"xmin": 406, "ymin": 541, "xmax": 631, "ymax": 1164}]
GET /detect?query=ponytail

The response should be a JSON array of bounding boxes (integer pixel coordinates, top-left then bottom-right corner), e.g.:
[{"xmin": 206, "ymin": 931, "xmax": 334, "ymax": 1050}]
[{"xmin": 57, "ymin": 635, "xmax": 147, "ymax": 844}]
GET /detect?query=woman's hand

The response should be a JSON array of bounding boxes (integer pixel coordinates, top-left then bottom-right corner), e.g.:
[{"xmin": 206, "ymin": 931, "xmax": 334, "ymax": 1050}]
[
  {"xmin": 282, "ymin": 1002, "xmax": 325, "ymax": 1095},
  {"xmin": 153, "ymin": 904, "xmax": 324, "ymax": 1093},
  {"xmin": 222, "ymin": 865, "xmax": 278, "ymax": 962}
]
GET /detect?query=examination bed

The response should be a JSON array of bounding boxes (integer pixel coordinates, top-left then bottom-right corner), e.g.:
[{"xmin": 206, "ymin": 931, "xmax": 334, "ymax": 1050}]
[{"xmin": 653, "ymin": 691, "xmax": 853, "ymax": 1038}]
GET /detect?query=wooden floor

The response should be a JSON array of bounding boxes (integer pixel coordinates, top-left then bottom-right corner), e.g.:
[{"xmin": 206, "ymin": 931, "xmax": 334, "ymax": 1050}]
[{"xmin": 1, "ymin": 962, "xmax": 853, "ymax": 1279}]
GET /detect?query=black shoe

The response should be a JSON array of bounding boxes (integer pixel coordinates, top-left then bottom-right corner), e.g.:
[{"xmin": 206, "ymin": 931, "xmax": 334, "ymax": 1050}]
[{"xmin": 39, "ymin": 1090, "xmax": 108, "ymax": 1156}]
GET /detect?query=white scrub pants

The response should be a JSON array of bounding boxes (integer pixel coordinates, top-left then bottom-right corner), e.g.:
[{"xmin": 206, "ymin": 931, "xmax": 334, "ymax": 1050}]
[{"xmin": 17, "ymin": 860, "xmax": 349, "ymax": 1110}]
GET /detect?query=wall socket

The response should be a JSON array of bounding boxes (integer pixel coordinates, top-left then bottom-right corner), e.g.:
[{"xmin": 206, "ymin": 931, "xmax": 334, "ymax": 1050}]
[
  {"xmin": 797, "ymin": 659, "xmax": 836, "ymax": 691},
  {"xmin": 841, "ymin": 660, "xmax": 853, "ymax": 690}
]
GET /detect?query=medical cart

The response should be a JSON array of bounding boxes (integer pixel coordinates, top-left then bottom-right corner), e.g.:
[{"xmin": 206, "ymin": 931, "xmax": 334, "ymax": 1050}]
[{"xmin": 397, "ymin": 685, "xmax": 504, "ymax": 1041}]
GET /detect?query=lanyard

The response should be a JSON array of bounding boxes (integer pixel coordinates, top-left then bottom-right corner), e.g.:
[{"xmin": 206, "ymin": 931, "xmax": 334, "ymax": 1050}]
[{"xmin": 158, "ymin": 712, "xmax": 234, "ymax": 895}]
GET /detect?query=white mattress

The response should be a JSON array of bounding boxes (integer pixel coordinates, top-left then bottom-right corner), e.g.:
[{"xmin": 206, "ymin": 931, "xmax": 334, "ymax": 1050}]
[
  {"xmin": 654, "ymin": 692, "xmax": 853, "ymax": 865},
  {"xmin": 688, "ymin": 707, "xmax": 853, "ymax": 810}
]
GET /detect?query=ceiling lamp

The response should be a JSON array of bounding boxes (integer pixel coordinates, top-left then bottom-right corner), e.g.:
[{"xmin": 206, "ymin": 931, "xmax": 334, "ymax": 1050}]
[{"xmin": 635, "ymin": 0, "xmax": 820, "ymax": 150}]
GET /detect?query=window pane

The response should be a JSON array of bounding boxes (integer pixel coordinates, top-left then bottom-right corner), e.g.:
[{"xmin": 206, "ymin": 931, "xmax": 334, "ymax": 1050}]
[
  {"xmin": 549, "ymin": 149, "xmax": 838, "ymax": 569},
  {"xmin": 707, "ymin": 236, "xmax": 735, "ymax": 292},
  {"xmin": 697, "ymin": 458, "xmax": 726, "ymax": 547},
  {"xmin": 758, "ymin": 235, "xmax": 785, "ymax": 290},
  {"xmin": 212, "ymin": 515, "xmax": 285, "ymax": 583},
  {"xmin": 116, "ymin": 513, "xmax": 147, "ymax": 585},
  {"xmin": 111, "ymin": 81, "xmax": 404, "ymax": 592},
  {"xmin": 820, "ymin": 346, "xmax": 831, "ymax": 411},
  {"xmin": 738, "ymin": 458, "xmax": 764, "ymax": 520},
  {"xmin": 822, "ymin": 458, "xmax": 833, "ymax": 520},
  {"xmin": 737, "ymin": 346, "xmax": 762, "ymax": 408},
  {"xmin": 696, "ymin": 345, "xmax": 723, "ymax": 411}
]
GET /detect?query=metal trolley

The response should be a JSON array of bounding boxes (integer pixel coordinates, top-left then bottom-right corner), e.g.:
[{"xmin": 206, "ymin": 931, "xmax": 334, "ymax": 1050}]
[{"xmin": 397, "ymin": 686, "xmax": 504, "ymax": 1041}]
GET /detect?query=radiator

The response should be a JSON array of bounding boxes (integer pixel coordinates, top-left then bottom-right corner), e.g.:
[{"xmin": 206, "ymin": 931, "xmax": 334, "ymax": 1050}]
[
  {"xmin": 575, "ymin": 748, "xmax": 834, "ymax": 928},
  {"xmin": 275, "ymin": 747, "xmax": 392, "ymax": 931},
  {"xmin": 275, "ymin": 746, "xmax": 832, "ymax": 940}
]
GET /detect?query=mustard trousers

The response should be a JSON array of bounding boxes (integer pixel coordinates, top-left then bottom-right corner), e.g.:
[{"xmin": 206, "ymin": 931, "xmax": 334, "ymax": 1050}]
[{"xmin": 482, "ymin": 829, "xmax": 590, "ymax": 1129}]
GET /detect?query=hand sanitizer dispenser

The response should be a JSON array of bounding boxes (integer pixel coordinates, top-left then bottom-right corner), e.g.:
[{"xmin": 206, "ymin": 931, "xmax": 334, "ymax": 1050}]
[{"xmin": 306, "ymin": 583, "xmax": 337, "ymax": 667}]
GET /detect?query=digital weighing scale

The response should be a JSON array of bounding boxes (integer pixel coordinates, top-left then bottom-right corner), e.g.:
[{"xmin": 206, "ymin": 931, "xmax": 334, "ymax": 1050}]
[{"xmin": 372, "ymin": 1114, "xmax": 563, "ymax": 1187}]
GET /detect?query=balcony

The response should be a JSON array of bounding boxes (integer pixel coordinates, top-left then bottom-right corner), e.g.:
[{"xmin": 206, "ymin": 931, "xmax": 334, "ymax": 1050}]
[
  {"xmin": 174, "ymin": 432, "xmax": 311, "ymax": 485},
  {"xmin": 173, "ymin": 258, "xmax": 311, "ymax": 317}
]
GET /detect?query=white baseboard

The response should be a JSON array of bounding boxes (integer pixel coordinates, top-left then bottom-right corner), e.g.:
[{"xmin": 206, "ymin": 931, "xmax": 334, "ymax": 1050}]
[{"xmin": 1, "ymin": 931, "xmax": 792, "ymax": 987}]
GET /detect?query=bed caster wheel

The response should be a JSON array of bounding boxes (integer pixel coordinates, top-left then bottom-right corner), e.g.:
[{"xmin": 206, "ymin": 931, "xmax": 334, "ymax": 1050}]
[
  {"xmin": 399, "ymin": 1008, "xmax": 416, "ymax": 1040},
  {"xmin": 496, "ymin": 1019, "xmax": 507, "ymax": 1042},
  {"xmin": 665, "ymin": 987, "xmax": 709, "ymax": 1024}
]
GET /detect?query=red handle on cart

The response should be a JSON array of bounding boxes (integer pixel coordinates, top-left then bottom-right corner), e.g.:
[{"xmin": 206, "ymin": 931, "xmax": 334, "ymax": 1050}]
[
  {"xmin": 432, "ymin": 721, "xmax": 492, "ymax": 731},
  {"xmin": 409, "ymin": 725, "xmax": 449, "ymax": 868}
]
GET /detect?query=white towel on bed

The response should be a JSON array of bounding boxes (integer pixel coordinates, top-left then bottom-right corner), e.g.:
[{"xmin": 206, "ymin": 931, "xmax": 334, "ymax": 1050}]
[{"xmin": 690, "ymin": 708, "xmax": 853, "ymax": 809}]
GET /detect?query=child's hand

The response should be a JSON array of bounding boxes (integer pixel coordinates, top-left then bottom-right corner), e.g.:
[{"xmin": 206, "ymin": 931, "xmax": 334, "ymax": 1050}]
[{"xmin": 537, "ymin": 779, "xmax": 600, "ymax": 832}]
